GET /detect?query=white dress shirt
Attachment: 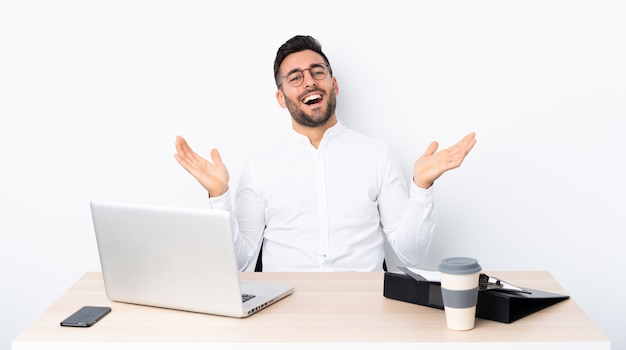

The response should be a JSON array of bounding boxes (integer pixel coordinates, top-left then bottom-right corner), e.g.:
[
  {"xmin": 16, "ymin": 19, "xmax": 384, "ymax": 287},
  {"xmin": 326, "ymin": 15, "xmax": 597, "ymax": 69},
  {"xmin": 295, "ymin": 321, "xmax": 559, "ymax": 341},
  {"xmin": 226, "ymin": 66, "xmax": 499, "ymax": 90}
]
[{"xmin": 209, "ymin": 121, "xmax": 436, "ymax": 272}]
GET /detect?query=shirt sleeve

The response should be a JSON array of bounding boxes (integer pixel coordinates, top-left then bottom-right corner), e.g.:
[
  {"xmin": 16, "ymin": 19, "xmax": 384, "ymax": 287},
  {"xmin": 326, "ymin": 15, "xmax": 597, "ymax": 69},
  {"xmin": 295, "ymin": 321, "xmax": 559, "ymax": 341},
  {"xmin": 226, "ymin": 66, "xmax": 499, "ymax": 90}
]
[
  {"xmin": 208, "ymin": 179, "xmax": 264, "ymax": 271},
  {"xmin": 233, "ymin": 162, "xmax": 267, "ymax": 271},
  {"xmin": 377, "ymin": 151, "xmax": 437, "ymax": 267}
]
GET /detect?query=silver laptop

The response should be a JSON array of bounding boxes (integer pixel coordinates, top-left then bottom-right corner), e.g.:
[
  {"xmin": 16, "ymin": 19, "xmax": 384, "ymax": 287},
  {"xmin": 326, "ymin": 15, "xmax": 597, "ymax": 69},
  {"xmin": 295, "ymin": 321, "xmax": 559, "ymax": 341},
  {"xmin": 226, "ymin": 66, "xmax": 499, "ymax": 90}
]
[{"xmin": 90, "ymin": 200, "xmax": 294, "ymax": 318}]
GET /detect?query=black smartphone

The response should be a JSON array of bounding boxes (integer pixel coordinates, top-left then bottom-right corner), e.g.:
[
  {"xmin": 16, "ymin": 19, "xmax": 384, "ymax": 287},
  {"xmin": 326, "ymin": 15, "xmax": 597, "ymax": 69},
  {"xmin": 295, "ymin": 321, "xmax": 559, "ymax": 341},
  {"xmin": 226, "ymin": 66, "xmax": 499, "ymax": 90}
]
[{"xmin": 60, "ymin": 306, "xmax": 111, "ymax": 327}]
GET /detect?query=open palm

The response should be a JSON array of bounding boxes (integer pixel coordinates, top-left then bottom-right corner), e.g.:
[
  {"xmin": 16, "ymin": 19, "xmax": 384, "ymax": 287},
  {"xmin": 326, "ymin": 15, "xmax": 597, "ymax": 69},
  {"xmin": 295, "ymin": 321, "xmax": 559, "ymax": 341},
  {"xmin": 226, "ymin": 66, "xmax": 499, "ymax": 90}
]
[
  {"xmin": 174, "ymin": 136, "xmax": 230, "ymax": 197},
  {"xmin": 413, "ymin": 132, "xmax": 476, "ymax": 189}
]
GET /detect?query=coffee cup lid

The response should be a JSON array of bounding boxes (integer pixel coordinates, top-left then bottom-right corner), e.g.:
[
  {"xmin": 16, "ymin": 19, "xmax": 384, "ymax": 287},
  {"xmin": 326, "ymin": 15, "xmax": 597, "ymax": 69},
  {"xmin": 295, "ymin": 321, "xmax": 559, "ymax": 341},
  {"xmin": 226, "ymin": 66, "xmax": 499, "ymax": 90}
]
[{"xmin": 438, "ymin": 257, "xmax": 482, "ymax": 274}]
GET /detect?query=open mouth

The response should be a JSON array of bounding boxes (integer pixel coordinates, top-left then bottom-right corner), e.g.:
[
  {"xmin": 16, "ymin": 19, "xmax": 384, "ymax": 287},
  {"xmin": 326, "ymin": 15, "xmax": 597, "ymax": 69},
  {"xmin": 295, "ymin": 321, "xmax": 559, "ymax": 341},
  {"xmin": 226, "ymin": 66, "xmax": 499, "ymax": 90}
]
[{"xmin": 302, "ymin": 93, "xmax": 323, "ymax": 106}]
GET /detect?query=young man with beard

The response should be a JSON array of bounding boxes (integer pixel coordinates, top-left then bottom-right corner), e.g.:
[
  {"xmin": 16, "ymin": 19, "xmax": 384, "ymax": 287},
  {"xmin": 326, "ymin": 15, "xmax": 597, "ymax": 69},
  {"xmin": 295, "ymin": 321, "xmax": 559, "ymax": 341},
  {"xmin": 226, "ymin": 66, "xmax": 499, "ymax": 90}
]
[{"xmin": 174, "ymin": 35, "xmax": 476, "ymax": 272}]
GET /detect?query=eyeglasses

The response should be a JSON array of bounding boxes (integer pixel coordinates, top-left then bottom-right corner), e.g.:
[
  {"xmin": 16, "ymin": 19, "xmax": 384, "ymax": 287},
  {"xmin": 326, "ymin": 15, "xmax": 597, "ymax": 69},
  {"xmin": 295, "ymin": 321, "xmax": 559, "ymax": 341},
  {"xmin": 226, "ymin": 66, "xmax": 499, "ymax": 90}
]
[{"xmin": 279, "ymin": 63, "xmax": 330, "ymax": 87}]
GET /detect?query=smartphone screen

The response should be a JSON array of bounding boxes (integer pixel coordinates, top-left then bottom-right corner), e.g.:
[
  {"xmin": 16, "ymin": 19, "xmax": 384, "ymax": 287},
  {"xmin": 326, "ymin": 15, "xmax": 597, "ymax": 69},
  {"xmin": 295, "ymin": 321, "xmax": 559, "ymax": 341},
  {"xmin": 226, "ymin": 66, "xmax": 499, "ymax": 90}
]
[{"xmin": 60, "ymin": 306, "xmax": 111, "ymax": 327}]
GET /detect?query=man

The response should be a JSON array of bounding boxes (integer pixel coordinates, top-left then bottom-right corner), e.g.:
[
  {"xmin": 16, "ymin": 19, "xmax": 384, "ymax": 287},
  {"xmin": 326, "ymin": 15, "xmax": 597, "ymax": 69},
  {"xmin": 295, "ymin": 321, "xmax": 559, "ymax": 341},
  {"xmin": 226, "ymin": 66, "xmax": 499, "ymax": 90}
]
[{"xmin": 175, "ymin": 35, "xmax": 476, "ymax": 272}]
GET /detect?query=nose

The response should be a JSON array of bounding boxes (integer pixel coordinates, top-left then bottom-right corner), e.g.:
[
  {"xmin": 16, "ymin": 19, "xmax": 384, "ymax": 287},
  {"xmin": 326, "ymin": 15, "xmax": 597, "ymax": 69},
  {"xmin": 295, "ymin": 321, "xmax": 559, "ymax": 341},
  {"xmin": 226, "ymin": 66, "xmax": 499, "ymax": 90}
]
[{"xmin": 302, "ymin": 69, "xmax": 317, "ymax": 88}]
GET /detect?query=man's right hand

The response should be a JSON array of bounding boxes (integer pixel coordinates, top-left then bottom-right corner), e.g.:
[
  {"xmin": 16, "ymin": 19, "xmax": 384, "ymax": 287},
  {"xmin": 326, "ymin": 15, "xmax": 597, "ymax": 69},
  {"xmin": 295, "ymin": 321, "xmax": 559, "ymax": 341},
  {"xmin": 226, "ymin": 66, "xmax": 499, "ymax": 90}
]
[{"xmin": 174, "ymin": 136, "xmax": 229, "ymax": 197}]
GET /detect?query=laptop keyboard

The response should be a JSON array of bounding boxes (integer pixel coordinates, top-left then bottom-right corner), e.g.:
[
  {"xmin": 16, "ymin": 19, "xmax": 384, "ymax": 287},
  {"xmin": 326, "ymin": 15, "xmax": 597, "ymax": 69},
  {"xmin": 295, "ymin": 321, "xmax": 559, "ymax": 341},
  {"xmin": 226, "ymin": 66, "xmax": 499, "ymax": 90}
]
[{"xmin": 242, "ymin": 294, "xmax": 256, "ymax": 303}]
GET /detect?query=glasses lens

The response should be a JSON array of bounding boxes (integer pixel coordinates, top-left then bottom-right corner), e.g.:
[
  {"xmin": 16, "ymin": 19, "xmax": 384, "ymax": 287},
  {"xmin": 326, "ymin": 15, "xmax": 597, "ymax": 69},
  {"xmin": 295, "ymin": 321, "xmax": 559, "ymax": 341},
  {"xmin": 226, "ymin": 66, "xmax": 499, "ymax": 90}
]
[
  {"xmin": 286, "ymin": 71, "xmax": 304, "ymax": 86},
  {"xmin": 310, "ymin": 65, "xmax": 328, "ymax": 80},
  {"xmin": 286, "ymin": 65, "xmax": 328, "ymax": 87}
]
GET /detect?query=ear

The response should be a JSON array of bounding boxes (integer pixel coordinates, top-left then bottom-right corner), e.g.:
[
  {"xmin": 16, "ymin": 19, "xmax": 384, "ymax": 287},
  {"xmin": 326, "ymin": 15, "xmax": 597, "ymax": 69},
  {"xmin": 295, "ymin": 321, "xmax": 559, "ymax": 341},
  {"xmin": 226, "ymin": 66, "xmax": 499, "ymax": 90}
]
[
  {"xmin": 332, "ymin": 76, "xmax": 339, "ymax": 96},
  {"xmin": 275, "ymin": 89, "xmax": 287, "ymax": 109}
]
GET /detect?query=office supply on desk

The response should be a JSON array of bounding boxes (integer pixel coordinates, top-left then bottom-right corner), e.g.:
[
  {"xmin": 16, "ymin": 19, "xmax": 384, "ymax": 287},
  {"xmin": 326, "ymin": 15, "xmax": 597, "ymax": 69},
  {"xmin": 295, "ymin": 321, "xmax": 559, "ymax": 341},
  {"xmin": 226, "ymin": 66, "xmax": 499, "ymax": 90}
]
[
  {"xmin": 60, "ymin": 306, "xmax": 111, "ymax": 327},
  {"xmin": 90, "ymin": 200, "xmax": 294, "ymax": 318},
  {"xmin": 437, "ymin": 257, "xmax": 482, "ymax": 331},
  {"xmin": 384, "ymin": 270, "xmax": 569, "ymax": 323}
]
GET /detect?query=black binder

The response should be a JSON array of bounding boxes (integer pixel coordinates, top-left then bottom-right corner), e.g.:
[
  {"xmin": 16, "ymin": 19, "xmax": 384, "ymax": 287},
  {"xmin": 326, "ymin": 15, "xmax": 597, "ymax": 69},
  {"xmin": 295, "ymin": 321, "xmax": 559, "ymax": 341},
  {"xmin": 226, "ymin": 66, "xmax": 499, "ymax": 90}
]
[{"xmin": 383, "ymin": 272, "xmax": 569, "ymax": 323}]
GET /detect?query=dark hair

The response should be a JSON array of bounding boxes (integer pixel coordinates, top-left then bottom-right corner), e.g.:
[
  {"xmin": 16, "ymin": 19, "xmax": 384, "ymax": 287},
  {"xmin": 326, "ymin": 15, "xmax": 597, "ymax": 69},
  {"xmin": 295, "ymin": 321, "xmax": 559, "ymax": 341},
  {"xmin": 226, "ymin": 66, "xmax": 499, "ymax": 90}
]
[{"xmin": 273, "ymin": 35, "xmax": 333, "ymax": 88}]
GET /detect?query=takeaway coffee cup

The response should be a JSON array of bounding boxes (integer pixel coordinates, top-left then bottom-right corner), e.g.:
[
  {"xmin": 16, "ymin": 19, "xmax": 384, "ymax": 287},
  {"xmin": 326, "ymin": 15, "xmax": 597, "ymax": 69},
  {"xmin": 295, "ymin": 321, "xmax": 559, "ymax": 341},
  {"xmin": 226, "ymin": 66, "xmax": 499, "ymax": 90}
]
[{"xmin": 438, "ymin": 257, "xmax": 482, "ymax": 331}]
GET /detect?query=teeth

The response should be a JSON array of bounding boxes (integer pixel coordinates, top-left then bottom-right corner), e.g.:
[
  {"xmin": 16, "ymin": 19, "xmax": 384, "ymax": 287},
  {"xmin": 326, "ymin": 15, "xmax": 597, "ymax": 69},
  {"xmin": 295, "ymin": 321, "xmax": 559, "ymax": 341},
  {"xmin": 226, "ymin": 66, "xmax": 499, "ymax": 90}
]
[{"xmin": 303, "ymin": 94, "xmax": 321, "ymax": 103}]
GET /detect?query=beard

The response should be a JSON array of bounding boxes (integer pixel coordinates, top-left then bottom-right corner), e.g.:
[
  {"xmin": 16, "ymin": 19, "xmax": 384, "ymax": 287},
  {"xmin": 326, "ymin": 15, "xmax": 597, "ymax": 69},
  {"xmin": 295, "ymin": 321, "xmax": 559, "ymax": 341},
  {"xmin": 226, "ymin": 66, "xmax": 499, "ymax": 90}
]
[{"xmin": 284, "ymin": 88, "xmax": 337, "ymax": 128}]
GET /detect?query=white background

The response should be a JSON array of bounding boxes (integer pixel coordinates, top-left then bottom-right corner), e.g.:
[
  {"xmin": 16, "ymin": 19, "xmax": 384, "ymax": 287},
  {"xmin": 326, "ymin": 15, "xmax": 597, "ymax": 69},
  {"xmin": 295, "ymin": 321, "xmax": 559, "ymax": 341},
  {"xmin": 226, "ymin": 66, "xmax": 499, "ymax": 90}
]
[{"xmin": 1, "ymin": 0, "xmax": 624, "ymax": 349}]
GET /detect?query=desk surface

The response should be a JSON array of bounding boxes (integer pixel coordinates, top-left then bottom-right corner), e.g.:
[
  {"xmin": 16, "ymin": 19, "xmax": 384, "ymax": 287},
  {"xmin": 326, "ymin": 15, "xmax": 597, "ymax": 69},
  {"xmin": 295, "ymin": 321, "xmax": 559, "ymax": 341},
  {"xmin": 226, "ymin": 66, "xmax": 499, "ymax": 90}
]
[{"xmin": 13, "ymin": 271, "xmax": 609, "ymax": 349}]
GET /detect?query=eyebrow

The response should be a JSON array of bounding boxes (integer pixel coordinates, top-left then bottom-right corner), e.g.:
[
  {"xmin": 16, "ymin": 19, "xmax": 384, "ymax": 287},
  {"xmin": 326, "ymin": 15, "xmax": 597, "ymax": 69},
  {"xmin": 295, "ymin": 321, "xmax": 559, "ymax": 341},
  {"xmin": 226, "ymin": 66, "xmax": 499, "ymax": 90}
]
[{"xmin": 283, "ymin": 63, "xmax": 326, "ymax": 76}]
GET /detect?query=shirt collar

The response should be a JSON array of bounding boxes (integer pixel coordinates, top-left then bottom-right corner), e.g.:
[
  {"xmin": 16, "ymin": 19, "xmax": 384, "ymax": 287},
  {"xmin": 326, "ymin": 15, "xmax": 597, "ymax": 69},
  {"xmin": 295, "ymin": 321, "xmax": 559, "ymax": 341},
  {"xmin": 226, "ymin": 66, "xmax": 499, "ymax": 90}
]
[{"xmin": 288, "ymin": 120, "xmax": 346, "ymax": 146}]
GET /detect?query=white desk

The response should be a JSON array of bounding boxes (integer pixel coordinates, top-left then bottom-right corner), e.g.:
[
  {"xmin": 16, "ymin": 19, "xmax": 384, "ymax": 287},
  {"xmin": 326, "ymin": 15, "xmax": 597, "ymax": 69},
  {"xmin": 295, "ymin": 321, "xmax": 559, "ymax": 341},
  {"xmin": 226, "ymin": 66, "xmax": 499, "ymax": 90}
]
[{"xmin": 13, "ymin": 271, "xmax": 610, "ymax": 349}]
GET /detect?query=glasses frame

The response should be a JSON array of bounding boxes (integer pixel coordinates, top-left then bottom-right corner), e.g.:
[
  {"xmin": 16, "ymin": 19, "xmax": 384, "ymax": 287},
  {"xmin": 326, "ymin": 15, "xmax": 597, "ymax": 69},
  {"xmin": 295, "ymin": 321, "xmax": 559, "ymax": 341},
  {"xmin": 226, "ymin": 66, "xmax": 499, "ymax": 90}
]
[{"xmin": 278, "ymin": 63, "xmax": 330, "ymax": 88}]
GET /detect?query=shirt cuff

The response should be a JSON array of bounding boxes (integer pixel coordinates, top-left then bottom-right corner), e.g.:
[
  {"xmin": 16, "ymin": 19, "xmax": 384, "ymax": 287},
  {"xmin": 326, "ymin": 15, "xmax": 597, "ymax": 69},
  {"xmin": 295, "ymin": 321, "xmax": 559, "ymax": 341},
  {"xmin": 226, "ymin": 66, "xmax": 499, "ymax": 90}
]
[
  {"xmin": 208, "ymin": 188, "xmax": 232, "ymax": 211},
  {"xmin": 409, "ymin": 181, "xmax": 434, "ymax": 203}
]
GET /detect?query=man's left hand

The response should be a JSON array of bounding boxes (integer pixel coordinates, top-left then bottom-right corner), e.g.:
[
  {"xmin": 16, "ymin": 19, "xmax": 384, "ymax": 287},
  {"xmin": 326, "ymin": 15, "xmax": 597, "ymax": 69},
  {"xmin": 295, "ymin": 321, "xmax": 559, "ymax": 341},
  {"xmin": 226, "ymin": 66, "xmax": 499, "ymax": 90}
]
[{"xmin": 413, "ymin": 132, "xmax": 477, "ymax": 189}]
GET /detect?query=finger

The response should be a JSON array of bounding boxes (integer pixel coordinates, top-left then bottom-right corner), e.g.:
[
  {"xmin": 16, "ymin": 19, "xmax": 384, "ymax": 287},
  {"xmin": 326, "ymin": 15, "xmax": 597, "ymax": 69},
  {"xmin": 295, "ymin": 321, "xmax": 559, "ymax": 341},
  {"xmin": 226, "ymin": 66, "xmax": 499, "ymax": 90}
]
[
  {"xmin": 464, "ymin": 131, "xmax": 476, "ymax": 140},
  {"xmin": 424, "ymin": 141, "xmax": 439, "ymax": 156},
  {"xmin": 175, "ymin": 135, "xmax": 191, "ymax": 157},
  {"xmin": 460, "ymin": 133, "xmax": 477, "ymax": 154},
  {"xmin": 446, "ymin": 134, "xmax": 476, "ymax": 167},
  {"xmin": 461, "ymin": 132, "xmax": 477, "ymax": 147},
  {"xmin": 210, "ymin": 148, "xmax": 223, "ymax": 167},
  {"xmin": 174, "ymin": 136, "xmax": 188, "ymax": 162},
  {"xmin": 176, "ymin": 137, "xmax": 202, "ymax": 164},
  {"xmin": 448, "ymin": 133, "xmax": 476, "ymax": 156},
  {"xmin": 174, "ymin": 136, "xmax": 203, "ymax": 171}
]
